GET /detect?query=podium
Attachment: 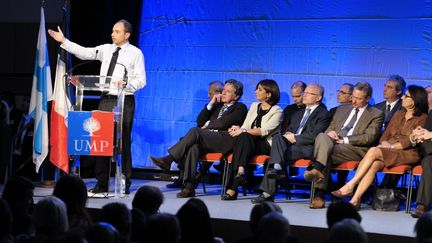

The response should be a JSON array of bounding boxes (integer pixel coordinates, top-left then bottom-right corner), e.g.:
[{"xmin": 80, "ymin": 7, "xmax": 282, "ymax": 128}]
[{"xmin": 67, "ymin": 75, "xmax": 128, "ymax": 198}]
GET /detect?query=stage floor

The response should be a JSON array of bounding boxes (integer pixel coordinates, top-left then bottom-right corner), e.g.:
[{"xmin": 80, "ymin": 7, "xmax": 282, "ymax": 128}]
[{"xmin": 26, "ymin": 178, "xmax": 417, "ymax": 240}]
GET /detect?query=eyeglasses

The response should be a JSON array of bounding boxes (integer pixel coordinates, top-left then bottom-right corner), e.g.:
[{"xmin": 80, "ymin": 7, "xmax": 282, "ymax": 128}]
[
  {"xmin": 304, "ymin": 91, "xmax": 319, "ymax": 96},
  {"xmin": 337, "ymin": 90, "xmax": 352, "ymax": 95}
]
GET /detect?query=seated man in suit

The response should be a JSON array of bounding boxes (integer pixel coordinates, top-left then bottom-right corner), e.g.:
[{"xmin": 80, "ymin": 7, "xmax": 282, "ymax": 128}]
[
  {"xmin": 251, "ymin": 83, "xmax": 330, "ymax": 203},
  {"xmin": 166, "ymin": 80, "xmax": 224, "ymax": 188},
  {"xmin": 280, "ymin": 81, "xmax": 307, "ymax": 133},
  {"xmin": 376, "ymin": 75, "xmax": 406, "ymax": 189},
  {"xmin": 304, "ymin": 82, "xmax": 384, "ymax": 209},
  {"xmin": 375, "ymin": 75, "xmax": 406, "ymax": 130},
  {"xmin": 328, "ymin": 83, "xmax": 354, "ymax": 189},
  {"xmin": 280, "ymin": 81, "xmax": 306, "ymax": 178},
  {"xmin": 150, "ymin": 79, "xmax": 248, "ymax": 198},
  {"xmin": 411, "ymin": 101, "xmax": 432, "ymax": 218}
]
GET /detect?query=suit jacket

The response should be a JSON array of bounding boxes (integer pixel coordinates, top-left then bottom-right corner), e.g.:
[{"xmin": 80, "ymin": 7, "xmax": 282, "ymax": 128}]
[
  {"xmin": 375, "ymin": 99, "xmax": 402, "ymax": 129},
  {"xmin": 326, "ymin": 104, "xmax": 384, "ymax": 146},
  {"xmin": 196, "ymin": 102, "xmax": 248, "ymax": 131},
  {"xmin": 241, "ymin": 102, "xmax": 283, "ymax": 146},
  {"xmin": 421, "ymin": 111, "xmax": 432, "ymax": 156},
  {"xmin": 280, "ymin": 103, "xmax": 304, "ymax": 134},
  {"xmin": 286, "ymin": 103, "xmax": 330, "ymax": 158}
]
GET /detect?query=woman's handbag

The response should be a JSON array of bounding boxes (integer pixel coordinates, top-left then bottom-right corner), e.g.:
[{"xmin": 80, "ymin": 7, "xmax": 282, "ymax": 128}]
[{"xmin": 372, "ymin": 188, "xmax": 405, "ymax": 211}]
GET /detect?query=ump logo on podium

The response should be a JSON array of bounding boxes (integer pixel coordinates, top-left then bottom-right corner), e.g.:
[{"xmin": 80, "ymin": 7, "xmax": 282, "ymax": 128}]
[{"xmin": 68, "ymin": 111, "xmax": 114, "ymax": 156}]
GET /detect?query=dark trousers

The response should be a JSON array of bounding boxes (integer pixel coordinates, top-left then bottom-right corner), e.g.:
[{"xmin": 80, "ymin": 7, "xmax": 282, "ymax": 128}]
[
  {"xmin": 416, "ymin": 155, "xmax": 432, "ymax": 207},
  {"xmin": 259, "ymin": 133, "xmax": 308, "ymax": 195},
  {"xmin": 226, "ymin": 132, "xmax": 271, "ymax": 190},
  {"xmin": 95, "ymin": 95, "xmax": 135, "ymax": 186},
  {"xmin": 168, "ymin": 128, "xmax": 234, "ymax": 183}
]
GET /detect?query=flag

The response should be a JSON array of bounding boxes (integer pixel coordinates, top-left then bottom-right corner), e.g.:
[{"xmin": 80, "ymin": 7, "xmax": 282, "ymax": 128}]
[
  {"xmin": 29, "ymin": 7, "xmax": 53, "ymax": 173},
  {"xmin": 50, "ymin": 5, "xmax": 72, "ymax": 173}
]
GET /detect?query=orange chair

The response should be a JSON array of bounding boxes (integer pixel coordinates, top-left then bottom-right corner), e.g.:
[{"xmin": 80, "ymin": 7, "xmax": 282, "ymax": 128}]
[
  {"xmin": 380, "ymin": 164, "xmax": 413, "ymax": 213},
  {"xmin": 406, "ymin": 165, "xmax": 422, "ymax": 213},
  {"xmin": 225, "ymin": 154, "xmax": 270, "ymax": 197},
  {"xmin": 198, "ymin": 153, "xmax": 224, "ymax": 195}
]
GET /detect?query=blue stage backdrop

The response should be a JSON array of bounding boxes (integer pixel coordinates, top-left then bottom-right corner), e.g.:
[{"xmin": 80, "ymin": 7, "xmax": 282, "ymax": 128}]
[{"xmin": 132, "ymin": 0, "xmax": 432, "ymax": 169}]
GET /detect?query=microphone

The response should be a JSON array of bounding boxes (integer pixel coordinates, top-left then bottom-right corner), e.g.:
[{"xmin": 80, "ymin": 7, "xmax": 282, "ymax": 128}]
[
  {"xmin": 116, "ymin": 62, "xmax": 128, "ymax": 85},
  {"xmin": 66, "ymin": 50, "xmax": 99, "ymax": 76}
]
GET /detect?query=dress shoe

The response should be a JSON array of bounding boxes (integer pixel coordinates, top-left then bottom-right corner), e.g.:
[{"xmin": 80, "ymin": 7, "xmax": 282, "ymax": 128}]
[
  {"xmin": 267, "ymin": 168, "xmax": 281, "ymax": 179},
  {"xmin": 222, "ymin": 191, "xmax": 238, "ymax": 200},
  {"xmin": 309, "ymin": 196, "xmax": 325, "ymax": 209},
  {"xmin": 251, "ymin": 193, "xmax": 274, "ymax": 204},
  {"xmin": 304, "ymin": 168, "xmax": 325, "ymax": 183},
  {"xmin": 411, "ymin": 204, "xmax": 427, "ymax": 218},
  {"xmin": 331, "ymin": 189, "xmax": 353, "ymax": 199},
  {"xmin": 176, "ymin": 187, "xmax": 196, "ymax": 198},
  {"xmin": 88, "ymin": 184, "xmax": 108, "ymax": 193},
  {"xmin": 150, "ymin": 156, "xmax": 173, "ymax": 173},
  {"xmin": 37, "ymin": 180, "xmax": 56, "ymax": 188},
  {"xmin": 166, "ymin": 177, "xmax": 184, "ymax": 188}
]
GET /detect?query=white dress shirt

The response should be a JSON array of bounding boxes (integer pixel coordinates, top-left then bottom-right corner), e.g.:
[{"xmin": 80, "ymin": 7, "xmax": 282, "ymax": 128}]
[
  {"xmin": 61, "ymin": 39, "xmax": 146, "ymax": 95},
  {"xmin": 342, "ymin": 105, "xmax": 368, "ymax": 144}
]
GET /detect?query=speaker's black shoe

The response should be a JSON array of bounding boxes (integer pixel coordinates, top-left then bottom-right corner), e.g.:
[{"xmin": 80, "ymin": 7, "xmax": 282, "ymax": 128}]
[{"xmin": 88, "ymin": 183, "xmax": 108, "ymax": 193}]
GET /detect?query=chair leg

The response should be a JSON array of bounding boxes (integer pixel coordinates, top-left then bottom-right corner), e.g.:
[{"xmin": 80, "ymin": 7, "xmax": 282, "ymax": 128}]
[
  {"xmin": 198, "ymin": 162, "xmax": 207, "ymax": 194},
  {"xmin": 310, "ymin": 181, "xmax": 316, "ymax": 205},
  {"xmin": 284, "ymin": 170, "xmax": 290, "ymax": 200},
  {"xmin": 406, "ymin": 172, "xmax": 414, "ymax": 214},
  {"xmin": 221, "ymin": 161, "xmax": 229, "ymax": 199}
]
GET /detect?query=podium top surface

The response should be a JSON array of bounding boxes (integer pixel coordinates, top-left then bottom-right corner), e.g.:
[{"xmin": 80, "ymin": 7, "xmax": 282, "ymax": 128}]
[{"xmin": 69, "ymin": 75, "xmax": 140, "ymax": 92}]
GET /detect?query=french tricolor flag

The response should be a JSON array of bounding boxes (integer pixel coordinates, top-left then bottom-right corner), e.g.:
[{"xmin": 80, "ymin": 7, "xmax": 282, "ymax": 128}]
[{"xmin": 50, "ymin": 4, "xmax": 72, "ymax": 173}]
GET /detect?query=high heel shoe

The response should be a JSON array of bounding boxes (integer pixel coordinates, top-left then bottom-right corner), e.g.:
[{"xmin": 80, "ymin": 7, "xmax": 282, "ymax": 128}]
[
  {"xmin": 331, "ymin": 189, "xmax": 354, "ymax": 199},
  {"xmin": 235, "ymin": 172, "xmax": 247, "ymax": 196},
  {"xmin": 350, "ymin": 201, "xmax": 361, "ymax": 211},
  {"xmin": 222, "ymin": 191, "xmax": 238, "ymax": 200}
]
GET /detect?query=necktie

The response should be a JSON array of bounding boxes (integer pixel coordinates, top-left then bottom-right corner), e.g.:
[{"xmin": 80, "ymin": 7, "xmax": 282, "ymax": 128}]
[
  {"xmin": 106, "ymin": 47, "xmax": 121, "ymax": 81},
  {"xmin": 384, "ymin": 104, "xmax": 391, "ymax": 122},
  {"xmin": 295, "ymin": 108, "xmax": 311, "ymax": 134},
  {"xmin": 339, "ymin": 108, "xmax": 359, "ymax": 137},
  {"xmin": 217, "ymin": 104, "xmax": 228, "ymax": 119}
]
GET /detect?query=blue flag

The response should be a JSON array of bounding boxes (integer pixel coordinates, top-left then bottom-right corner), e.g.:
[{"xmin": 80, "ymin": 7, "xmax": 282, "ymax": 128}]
[{"xmin": 29, "ymin": 7, "xmax": 53, "ymax": 172}]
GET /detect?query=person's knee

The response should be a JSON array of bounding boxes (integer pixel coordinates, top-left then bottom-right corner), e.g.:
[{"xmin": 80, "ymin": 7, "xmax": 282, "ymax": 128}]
[
  {"xmin": 421, "ymin": 156, "xmax": 432, "ymax": 169},
  {"xmin": 370, "ymin": 161, "xmax": 383, "ymax": 172}
]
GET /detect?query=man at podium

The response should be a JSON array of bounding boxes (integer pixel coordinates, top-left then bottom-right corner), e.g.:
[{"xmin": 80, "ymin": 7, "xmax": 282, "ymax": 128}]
[{"xmin": 48, "ymin": 19, "xmax": 146, "ymax": 194}]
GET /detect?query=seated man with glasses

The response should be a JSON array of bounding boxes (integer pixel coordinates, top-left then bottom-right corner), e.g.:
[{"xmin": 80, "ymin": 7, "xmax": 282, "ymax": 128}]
[{"xmin": 328, "ymin": 83, "xmax": 354, "ymax": 118}]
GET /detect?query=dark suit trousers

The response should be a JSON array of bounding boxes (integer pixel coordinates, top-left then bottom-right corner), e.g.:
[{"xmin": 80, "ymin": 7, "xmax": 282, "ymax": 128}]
[
  {"xmin": 226, "ymin": 132, "xmax": 271, "ymax": 190},
  {"xmin": 416, "ymin": 155, "xmax": 432, "ymax": 207},
  {"xmin": 168, "ymin": 127, "xmax": 233, "ymax": 183},
  {"xmin": 259, "ymin": 133, "xmax": 308, "ymax": 195},
  {"xmin": 95, "ymin": 95, "xmax": 135, "ymax": 186}
]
